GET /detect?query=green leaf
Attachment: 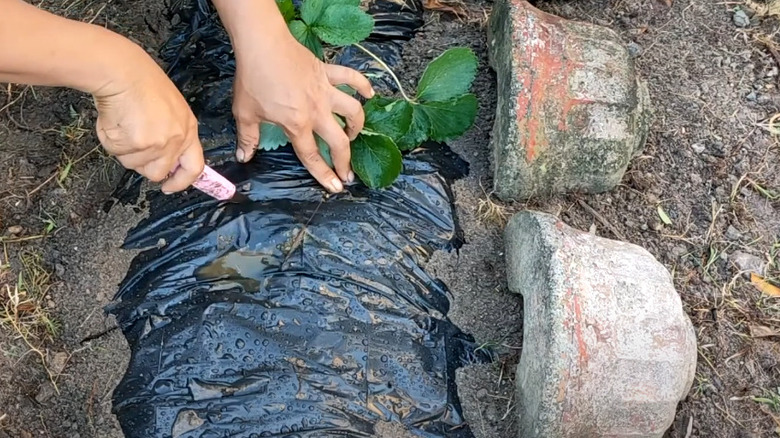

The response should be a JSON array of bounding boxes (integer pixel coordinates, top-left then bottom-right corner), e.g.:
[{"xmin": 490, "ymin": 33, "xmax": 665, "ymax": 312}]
[
  {"xmin": 363, "ymin": 98, "xmax": 433, "ymax": 151},
  {"xmin": 336, "ymin": 84, "xmax": 357, "ymax": 96},
  {"xmin": 396, "ymin": 103, "xmax": 430, "ymax": 151},
  {"xmin": 419, "ymin": 94, "xmax": 478, "ymax": 142},
  {"xmin": 300, "ymin": 0, "xmax": 326, "ymax": 24},
  {"xmin": 363, "ymin": 97, "xmax": 413, "ymax": 141},
  {"xmin": 316, "ymin": 135, "xmax": 333, "ymax": 168},
  {"xmin": 261, "ymin": 118, "xmax": 339, "ymax": 168},
  {"xmin": 260, "ymin": 122, "xmax": 290, "ymax": 151},
  {"xmin": 657, "ymin": 205, "xmax": 672, "ymax": 225},
  {"xmin": 289, "ymin": 20, "xmax": 324, "ymax": 59},
  {"xmin": 276, "ymin": 0, "xmax": 296, "ymax": 22},
  {"xmin": 312, "ymin": 4, "xmax": 374, "ymax": 46},
  {"xmin": 301, "ymin": 0, "xmax": 360, "ymax": 24},
  {"xmin": 416, "ymin": 48, "xmax": 478, "ymax": 102},
  {"xmin": 351, "ymin": 132, "xmax": 402, "ymax": 189}
]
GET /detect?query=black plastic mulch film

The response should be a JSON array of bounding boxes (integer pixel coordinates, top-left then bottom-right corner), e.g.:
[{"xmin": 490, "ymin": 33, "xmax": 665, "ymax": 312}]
[{"xmin": 105, "ymin": 1, "xmax": 491, "ymax": 437}]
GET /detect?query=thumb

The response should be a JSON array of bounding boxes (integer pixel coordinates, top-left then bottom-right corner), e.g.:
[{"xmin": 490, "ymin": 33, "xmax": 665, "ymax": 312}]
[{"xmin": 235, "ymin": 118, "xmax": 260, "ymax": 163}]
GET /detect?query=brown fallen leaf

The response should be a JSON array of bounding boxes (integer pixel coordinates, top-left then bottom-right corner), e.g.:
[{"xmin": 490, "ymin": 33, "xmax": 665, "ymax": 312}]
[
  {"xmin": 751, "ymin": 273, "xmax": 780, "ymax": 297},
  {"xmin": 423, "ymin": 0, "xmax": 467, "ymax": 17},
  {"xmin": 749, "ymin": 324, "xmax": 780, "ymax": 338}
]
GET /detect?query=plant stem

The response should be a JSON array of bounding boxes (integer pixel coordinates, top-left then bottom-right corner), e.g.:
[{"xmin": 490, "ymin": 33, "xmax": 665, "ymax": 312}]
[{"xmin": 353, "ymin": 43, "xmax": 412, "ymax": 102}]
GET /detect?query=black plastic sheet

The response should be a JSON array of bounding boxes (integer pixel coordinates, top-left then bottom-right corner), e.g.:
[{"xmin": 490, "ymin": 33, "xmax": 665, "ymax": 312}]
[{"xmin": 106, "ymin": 1, "xmax": 489, "ymax": 437}]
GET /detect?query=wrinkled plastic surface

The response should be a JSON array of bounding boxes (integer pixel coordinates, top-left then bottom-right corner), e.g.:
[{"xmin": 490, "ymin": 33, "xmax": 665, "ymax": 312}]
[{"xmin": 106, "ymin": 1, "xmax": 488, "ymax": 437}]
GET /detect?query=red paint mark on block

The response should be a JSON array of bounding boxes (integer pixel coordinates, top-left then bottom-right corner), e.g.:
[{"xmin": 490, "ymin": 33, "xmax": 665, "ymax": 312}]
[{"xmin": 511, "ymin": 2, "xmax": 592, "ymax": 162}]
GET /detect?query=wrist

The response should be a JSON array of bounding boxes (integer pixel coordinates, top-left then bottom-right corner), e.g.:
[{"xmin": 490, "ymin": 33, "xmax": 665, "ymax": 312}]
[
  {"xmin": 85, "ymin": 30, "xmax": 161, "ymax": 97},
  {"xmin": 212, "ymin": 0, "xmax": 291, "ymax": 57}
]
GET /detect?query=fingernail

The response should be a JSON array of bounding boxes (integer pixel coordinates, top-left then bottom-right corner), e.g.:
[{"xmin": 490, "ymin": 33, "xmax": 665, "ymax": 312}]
[
  {"xmin": 370, "ymin": 88, "xmax": 376, "ymax": 98},
  {"xmin": 236, "ymin": 149, "xmax": 245, "ymax": 163},
  {"xmin": 331, "ymin": 178, "xmax": 344, "ymax": 192},
  {"xmin": 347, "ymin": 171, "xmax": 355, "ymax": 183},
  {"xmin": 162, "ymin": 189, "xmax": 173, "ymax": 195}
]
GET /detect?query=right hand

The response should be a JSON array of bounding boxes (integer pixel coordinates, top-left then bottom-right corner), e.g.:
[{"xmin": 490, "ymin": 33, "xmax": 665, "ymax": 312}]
[{"xmin": 92, "ymin": 48, "xmax": 205, "ymax": 194}]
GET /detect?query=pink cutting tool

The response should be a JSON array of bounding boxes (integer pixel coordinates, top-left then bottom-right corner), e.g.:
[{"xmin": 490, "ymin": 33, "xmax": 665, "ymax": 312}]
[
  {"xmin": 168, "ymin": 163, "xmax": 248, "ymax": 203},
  {"xmin": 192, "ymin": 165, "xmax": 238, "ymax": 201}
]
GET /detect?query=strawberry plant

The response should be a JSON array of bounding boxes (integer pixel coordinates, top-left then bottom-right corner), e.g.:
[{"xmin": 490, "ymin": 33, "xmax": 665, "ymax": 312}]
[{"xmin": 263, "ymin": 0, "xmax": 478, "ymax": 189}]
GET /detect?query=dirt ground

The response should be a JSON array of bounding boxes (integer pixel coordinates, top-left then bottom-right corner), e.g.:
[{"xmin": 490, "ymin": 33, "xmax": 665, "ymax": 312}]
[{"xmin": 1, "ymin": 0, "xmax": 780, "ymax": 437}]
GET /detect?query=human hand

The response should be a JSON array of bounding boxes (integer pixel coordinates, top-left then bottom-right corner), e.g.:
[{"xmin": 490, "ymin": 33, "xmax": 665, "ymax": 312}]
[
  {"xmin": 214, "ymin": 0, "xmax": 374, "ymax": 193},
  {"xmin": 92, "ymin": 47, "xmax": 205, "ymax": 194}
]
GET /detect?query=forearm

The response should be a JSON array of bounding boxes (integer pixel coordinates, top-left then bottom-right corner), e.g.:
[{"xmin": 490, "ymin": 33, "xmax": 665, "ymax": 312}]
[
  {"xmin": 0, "ymin": 0, "xmax": 150, "ymax": 95},
  {"xmin": 211, "ymin": 0, "xmax": 290, "ymax": 55}
]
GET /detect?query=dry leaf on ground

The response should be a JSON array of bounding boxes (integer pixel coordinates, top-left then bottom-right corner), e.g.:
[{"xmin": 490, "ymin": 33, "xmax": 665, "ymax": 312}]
[
  {"xmin": 750, "ymin": 324, "xmax": 780, "ymax": 338},
  {"xmin": 751, "ymin": 273, "xmax": 780, "ymax": 297},
  {"xmin": 423, "ymin": 0, "xmax": 466, "ymax": 16}
]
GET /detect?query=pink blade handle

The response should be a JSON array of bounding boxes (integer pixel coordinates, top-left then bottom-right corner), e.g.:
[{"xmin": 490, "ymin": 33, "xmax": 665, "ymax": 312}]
[{"xmin": 191, "ymin": 165, "xmax": 237, "ymax": 201}]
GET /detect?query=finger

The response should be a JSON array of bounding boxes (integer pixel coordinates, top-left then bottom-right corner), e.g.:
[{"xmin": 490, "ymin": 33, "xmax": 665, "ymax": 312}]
[
  {"xmin": 289, "ymin": 130, "xmax": 344, "ymax": 193},
  {"xmin": 161, "ymin": 140, "xmax": 206, "ymax": 194},
  {"xmin": 325, "ymin": 64, "xmax": 375, "ymax": 99},
  {"xmin": 235, "ymin": 118, "xmax": 260, "ymax": 163},
  {"xmin": 330, "ymin": 89, "xmax": 365, "ymax": 141},
  {"xmin": 138, "ymin": 153, "xmax": 178, "ymax": 184},
  {"xmin": 114, "ymin": 150, "xmax": 154, "ymax": 171},
  {"xmin": 315, "ymin": 115, "xmax": 352, "ymax": 182}
]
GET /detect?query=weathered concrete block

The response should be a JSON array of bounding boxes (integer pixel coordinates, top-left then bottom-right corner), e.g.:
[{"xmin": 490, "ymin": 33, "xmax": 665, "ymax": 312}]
[
  {"xmin": 505, "ymin": 211, "xmax": 696, "ymax": 438},
  {"xmin": 488, "ymin": 0, "xmax": 652, "ymax": 201}
]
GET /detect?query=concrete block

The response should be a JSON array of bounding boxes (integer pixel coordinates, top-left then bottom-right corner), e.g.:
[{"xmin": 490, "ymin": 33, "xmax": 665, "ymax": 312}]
[
  {"xmin": 505, "ymin": 211, "xmax": 696, "ymax": 438},
  {"xmin": 488, "ymin": 0, "xmax": 652, "ymax": 200}
]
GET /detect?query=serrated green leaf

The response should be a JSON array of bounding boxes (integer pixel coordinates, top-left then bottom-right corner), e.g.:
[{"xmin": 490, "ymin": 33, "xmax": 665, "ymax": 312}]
[
  {"xmin": 301, "ymin": 0, "xmax": 360, "ymax": 24},
  {"xmin": 416, "ymin": 48, "xmax": 478, "ymax": 102},
  {"xmin": 289, "ymin": 20, "xmax": 324, "ymax": 59},
  {"xmin": 396, "ymin": 103, "xmax": 430, "ymax": 151},
  {"xmin": 312, "ymin": 4, "xmax": 374, "ymax": 46},
  {"xmin": 419, "ymin": 94, "xmax": 477, "ymax": 142},
  {"xmin": 363, "ymin": 97, "xmax": 413, "ymax": 141},
  {"xmin": 275, "ymin": 0, "xmax": 296, "ymax": 22},
  {"xmin": 260, "ymin": 122, "xmax": 290, "ymax": 151},
  {"xmin": 351, "ymin": 132, "xmax": 402, "ymax": 189},
  {"xmin": 300, "ymin": 0, "xmax": 326, "ymax": 24}
]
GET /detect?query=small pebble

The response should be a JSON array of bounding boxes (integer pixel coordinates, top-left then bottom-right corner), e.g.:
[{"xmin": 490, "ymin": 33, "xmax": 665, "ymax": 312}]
[
  {"xmin": 691, "ymin": 143, "xmax": 705, "ymax": 154},
  {"xmin": 746, "ymin": 90, "xmax": 757, "ymax": 101},
  {"xmin": 732, "ymin": 251, "xmax": 764, "ymax": 274},
  {"xmin": 627, "ymin": 42, "xmax": 643, "ymax": 58},
  {"xmin": 6, "ymin": 225, "xmax": 23, "ymax": 235},
  {"xmin": 725, "ymin": 225, "xmax": 742, "ymax": 240},
  {"xmin": 733, "ymin": 9, "xmax": 750, "ymax": 27},
  {"xmin": 34, "ymin": 382, "xmax": 56, "ymax": 404}
]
